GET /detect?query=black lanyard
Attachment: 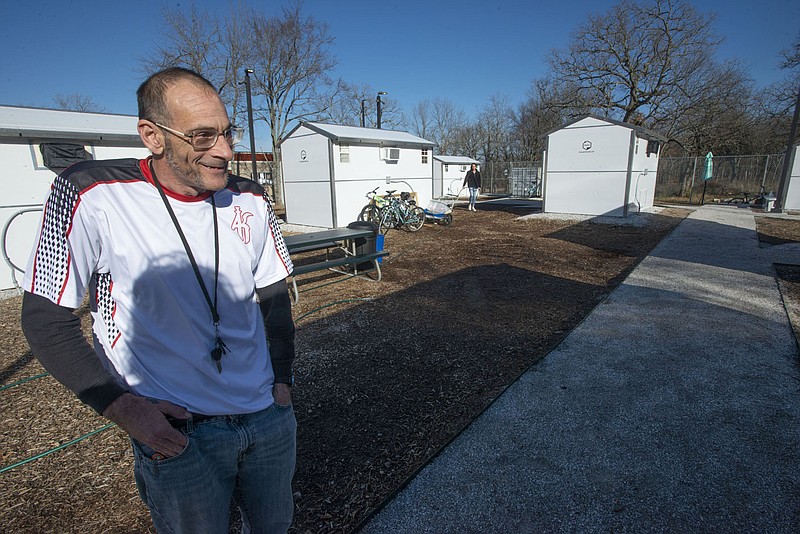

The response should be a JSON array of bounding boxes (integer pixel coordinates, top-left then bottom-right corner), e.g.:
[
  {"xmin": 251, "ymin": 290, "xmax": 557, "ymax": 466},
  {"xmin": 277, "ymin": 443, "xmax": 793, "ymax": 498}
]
[{"xmin": 150, "ymin": 163, "xmax": 228, "ymax": 373}]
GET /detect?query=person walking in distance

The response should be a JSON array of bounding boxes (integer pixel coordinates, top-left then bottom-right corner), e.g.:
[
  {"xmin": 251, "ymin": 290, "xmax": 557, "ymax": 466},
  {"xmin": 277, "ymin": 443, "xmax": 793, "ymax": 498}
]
[
  {"xmin": 463, "ymin": 162, "xmax": 481, "ymax": 211},
  {"xmin": 21, "ymin": 67, "xmax": 297, "ymax": 533}
]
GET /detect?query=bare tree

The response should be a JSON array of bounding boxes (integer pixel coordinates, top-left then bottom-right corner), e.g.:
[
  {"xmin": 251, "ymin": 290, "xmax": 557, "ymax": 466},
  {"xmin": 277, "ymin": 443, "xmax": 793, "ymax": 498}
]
[
  {"xmin": 314, "ymin": 80, "xmax": 363, "ymax": 126},
  {"xmin": 409, "ymin": 98, "xmax": 466, "ymax": 155},
  {"xmin": 142, "ymin": 1, "xmax": 338, "ymax": 204},
  {"xmin": 151, "ymin": 5, "xmax": 221, "ymax": 80},
  {"xmin": 248, "ymin": 3, "xmax": 337, "ymax": 202},
  {"xmin": 144, "ymin": 3, "xmax": 250, "ymax": 126},
  {"xmin": 409, "ymin": 100, "xmax": 432, "ymax": 140},
  {"xmin": 315, "ymin": 81, "xmax": 404, "ymax": 128},
  {"xmin": 780, "ymin": 34, "xmax": 800, "ymax": 71},
  {"xmin": 451, "ymin": 123, "xmax": 483, "ymax": 160},
  {"xmin": 53, "ymin": 93, "xmax": 106, "ymax": 113},
  {"xmin": 548, "ymin": 0, "xmax": 723, "ymax": 125},
  {"xmin": 512, "ymin": 80, "xmax": 572, "ymax": 161},
  {"xmin": 221, "ymin": 5, "xmax": 259, "ymax": 125},
  {"xmin": 752, "ymin": 34, "xmax": 800, "ymax": 153},
  {"xmin": 758, "ymin": 34, "xmax": 800, "ymax": 118},
  {"xmin": 667, "ymin": 61, "xmax": 757, "ymax": 154},
  {"xmin": 476, "ymin": 94, "xmax": 514, "ymax": 161}
]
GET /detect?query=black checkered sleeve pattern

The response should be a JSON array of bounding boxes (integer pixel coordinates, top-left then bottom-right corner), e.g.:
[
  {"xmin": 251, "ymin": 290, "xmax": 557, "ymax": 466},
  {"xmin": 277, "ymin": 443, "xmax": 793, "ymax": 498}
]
[
  {"xmin": 30, "ymin": 175, "xmax": 81, "ymax": 302},
  {"xmin": 263, "ymin": 190, "xmax": 293, "ymax": 273},
  {"xmin": 94, "ymin": 273, "xmax": 120, "ymax": 347}
]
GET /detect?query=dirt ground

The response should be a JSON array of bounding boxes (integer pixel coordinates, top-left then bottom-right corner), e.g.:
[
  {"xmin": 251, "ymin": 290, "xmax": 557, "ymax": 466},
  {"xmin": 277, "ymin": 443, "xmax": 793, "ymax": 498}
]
[{"xmin": 1, "ymin": 202, "xmax": 798, "ymax": 533}]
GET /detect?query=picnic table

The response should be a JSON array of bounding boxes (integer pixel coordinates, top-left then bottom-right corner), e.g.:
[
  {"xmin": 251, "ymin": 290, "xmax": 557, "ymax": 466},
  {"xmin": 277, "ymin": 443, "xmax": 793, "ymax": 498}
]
[{"xmin": 283, "ymin": 227, "xmax": 388, "ymax": 303}]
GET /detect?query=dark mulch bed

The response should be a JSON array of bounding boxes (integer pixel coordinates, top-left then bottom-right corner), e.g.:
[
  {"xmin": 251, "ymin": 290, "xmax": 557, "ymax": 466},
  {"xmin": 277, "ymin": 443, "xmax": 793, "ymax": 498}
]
[{"xmin": 2, "ymin": 203, "xmax": 798, "ymax": 533}]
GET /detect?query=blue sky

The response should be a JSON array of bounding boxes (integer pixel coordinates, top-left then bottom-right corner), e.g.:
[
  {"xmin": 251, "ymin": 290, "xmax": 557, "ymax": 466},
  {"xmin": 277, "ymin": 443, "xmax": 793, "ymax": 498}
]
[{"xmin": 1, "ymin": 0, "xmax": 798, "ymax": 150}]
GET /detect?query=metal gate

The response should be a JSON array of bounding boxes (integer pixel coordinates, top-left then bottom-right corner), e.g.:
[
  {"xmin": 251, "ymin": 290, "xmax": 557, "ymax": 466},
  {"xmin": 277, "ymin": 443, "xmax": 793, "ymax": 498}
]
[{"xmin": 480, "ymin": 161, "xmax": 542, "ymax": 197}]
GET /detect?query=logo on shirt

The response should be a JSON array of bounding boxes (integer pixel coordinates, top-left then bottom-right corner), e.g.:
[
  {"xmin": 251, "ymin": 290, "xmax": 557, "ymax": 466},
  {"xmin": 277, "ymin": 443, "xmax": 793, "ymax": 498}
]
[{"xmin": 231, "ymin": 206, "xmax": 254, "ymax": 244}]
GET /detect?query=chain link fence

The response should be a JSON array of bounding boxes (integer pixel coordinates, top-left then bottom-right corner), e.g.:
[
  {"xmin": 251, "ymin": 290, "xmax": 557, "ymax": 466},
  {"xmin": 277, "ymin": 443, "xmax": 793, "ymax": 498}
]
[
  {"xmin": 480, "ymin": 161, "xmax": 543, "ymax": 197},
  {"xmin": 480, "ymin": 155, "xmax": 785, "ymax": 205},
  {"xmin": 655, "ymin": 154, "xmax": 785, "ymax": 204}
]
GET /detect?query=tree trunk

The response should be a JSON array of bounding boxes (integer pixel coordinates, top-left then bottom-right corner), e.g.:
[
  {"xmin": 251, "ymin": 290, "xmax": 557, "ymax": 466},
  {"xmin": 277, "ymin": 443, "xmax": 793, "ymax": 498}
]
[{"xmin": 272, "ymin": 145, "xmax": 285, "ymax": 207}]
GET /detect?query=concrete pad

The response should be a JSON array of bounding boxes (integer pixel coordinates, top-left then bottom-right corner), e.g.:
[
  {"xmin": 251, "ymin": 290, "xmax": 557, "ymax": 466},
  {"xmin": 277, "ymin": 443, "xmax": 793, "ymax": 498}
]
[{"xmin": 360, "ymin": 204, "xmax": 800, "ymax": 533}]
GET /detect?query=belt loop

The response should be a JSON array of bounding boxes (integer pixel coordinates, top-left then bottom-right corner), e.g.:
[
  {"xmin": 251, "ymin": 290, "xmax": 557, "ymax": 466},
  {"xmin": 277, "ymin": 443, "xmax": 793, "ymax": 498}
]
[{"xmin": 186, "ymin": 414, "xmax": 195, "ymax": 434}]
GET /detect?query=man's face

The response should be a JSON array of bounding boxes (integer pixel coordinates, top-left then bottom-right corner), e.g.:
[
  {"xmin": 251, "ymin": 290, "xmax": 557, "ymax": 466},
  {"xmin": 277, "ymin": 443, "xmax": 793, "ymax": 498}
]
[{"xmin": 160, "ymin": 80, "xmax": 234, "ymax": 196}]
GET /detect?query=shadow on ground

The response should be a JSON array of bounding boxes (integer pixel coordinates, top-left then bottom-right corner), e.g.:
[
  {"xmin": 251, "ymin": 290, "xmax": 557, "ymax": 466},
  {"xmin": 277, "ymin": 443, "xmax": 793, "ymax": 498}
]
[{"xmin": 290, "ymin": 262, "xmax": 605, "ymax": 533}]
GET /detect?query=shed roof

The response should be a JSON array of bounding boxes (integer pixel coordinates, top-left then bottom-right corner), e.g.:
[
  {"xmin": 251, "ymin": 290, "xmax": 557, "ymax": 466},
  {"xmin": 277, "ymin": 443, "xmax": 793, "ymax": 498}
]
[
  {"xmin": 283, "ymin": 121, "xmax": 436, "ymax": 148},
  {"xmin": 0, "ymin": 105, "xmax": 142, "ymax": 143},
  {"xmin": 433, "ymin": 155, "xmax": 480, "ymax": 165},
  {"xmin": 544, "ymin": 114, "xmax": 668, "ymax": 142}
]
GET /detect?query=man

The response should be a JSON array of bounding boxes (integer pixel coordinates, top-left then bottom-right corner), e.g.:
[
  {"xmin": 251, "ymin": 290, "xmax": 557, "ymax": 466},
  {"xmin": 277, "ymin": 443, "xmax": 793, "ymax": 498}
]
[{"xmin": 21, "ymin": 67, "xmax": 297, "ymax": 533}]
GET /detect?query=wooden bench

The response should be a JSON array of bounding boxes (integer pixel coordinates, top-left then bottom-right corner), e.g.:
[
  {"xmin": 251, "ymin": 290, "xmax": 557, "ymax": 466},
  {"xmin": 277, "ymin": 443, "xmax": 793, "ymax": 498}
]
[{"xmin": 288, "ymin": 250, "xmax": 389, "ymax": 304}]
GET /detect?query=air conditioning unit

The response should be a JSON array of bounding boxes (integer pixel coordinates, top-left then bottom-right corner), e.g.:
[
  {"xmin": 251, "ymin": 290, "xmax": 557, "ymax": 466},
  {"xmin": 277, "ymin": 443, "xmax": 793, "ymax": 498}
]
[{"xmin": 382, "ymin": 147, "xmax": 400, "ymax": 161}]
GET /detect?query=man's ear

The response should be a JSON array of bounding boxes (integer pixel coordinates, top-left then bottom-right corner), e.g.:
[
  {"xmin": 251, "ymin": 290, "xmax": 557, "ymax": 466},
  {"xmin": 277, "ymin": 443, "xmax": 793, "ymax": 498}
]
[{"xmin": 138, "ymin": 120, "xmax": 164, "ymax": 155}]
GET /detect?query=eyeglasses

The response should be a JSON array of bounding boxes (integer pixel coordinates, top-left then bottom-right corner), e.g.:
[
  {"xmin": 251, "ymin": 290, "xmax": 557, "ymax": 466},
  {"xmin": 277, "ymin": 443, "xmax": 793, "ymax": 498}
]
[{"xmin": 154, "ymin": 122, "xmax": 244, "ymax": 150}]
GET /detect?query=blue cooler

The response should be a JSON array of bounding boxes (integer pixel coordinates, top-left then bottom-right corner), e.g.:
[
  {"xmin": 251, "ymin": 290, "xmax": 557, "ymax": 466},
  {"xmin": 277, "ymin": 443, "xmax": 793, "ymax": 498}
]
[{"xmin": 376, "ymin": 234, "xmax": 384, "ymax": 263}]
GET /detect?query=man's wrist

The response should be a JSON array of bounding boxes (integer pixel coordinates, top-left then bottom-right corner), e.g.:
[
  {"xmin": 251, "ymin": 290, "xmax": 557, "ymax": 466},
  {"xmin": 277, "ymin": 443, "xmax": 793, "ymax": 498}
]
[
  {"xmin": 274, "ymin": 375, "xmax": 294, "ymax": 387},
  {"xmin": 81, "ymin": 381, "xmax": 130, "ymax": 415}
]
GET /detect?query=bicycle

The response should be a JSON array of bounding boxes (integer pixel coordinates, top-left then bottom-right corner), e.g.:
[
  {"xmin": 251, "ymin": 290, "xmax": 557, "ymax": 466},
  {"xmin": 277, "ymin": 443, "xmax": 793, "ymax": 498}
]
[
  {"xmin": 376, "ymin": 191, "xmax": 425, "ymax": 234},
  {"xmin": 357, "ymin": 186, "xmax": 390, "ymax": 225},
  {"xmin": 725, "ymin": 186, "xmax": 767, "ymax": 208}
]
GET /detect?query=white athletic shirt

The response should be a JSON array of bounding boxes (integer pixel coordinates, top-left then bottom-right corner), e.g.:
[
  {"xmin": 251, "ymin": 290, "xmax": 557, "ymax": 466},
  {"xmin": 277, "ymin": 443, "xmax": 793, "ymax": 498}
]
[{"xmin": 24, "ymin": 158, "xmax": 294, "ymax": 415}]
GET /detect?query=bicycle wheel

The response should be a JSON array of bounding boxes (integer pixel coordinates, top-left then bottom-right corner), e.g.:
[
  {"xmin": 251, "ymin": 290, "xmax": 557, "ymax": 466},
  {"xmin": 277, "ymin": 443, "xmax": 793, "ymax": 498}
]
[
  {"xmin": 405, "ymin": 206, "xmax": 426, "ymax": 232},
  {"xmin": 440, "ymin": 213, "xmax": 453, "ymax": 226},
  {"xmin": 378, "ymin": 207, "xmax": 396, "ymax": 235},
  {"xmin": 358, "ymin": 204, "xmax": 380, "ymax": 224}
]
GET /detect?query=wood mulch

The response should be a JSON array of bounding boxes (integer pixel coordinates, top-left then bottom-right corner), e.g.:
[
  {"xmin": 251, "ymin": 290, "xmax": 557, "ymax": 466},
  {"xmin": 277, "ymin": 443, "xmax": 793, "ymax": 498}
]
[{"xmin": 1, "ymin": 202, "xmax": 798, "ymax": 533}]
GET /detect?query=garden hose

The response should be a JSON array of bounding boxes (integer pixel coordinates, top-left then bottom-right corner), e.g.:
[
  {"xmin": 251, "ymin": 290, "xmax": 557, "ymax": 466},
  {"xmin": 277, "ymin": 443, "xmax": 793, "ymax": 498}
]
[
  {"xmin": 1, "ymin": 423, "xmax": 116, "ymax": 475},
  {"xmin": 0, "ymin": 372, "xmax": 50, "ymax": 392}
]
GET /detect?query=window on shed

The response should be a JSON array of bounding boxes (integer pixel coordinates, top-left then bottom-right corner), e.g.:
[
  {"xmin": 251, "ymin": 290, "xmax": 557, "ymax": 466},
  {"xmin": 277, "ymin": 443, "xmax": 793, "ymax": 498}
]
[
  {"xmin": 421, "ymin": 149, "xmax": 428, "ymax": 164},
  {"xmin": 39, "ymin": 143, "xmax": 93, "ymax": 174},
  {"xmin": 460, "ymin": 165, "xmax": 468, "ymax": 172},
  {"xmin": 339, "ymin": 144, "xmax": 350, "ymax": 163},
  {"xmin": 444, "ymin": 164, "xmax": 449, "ymax": 172}
]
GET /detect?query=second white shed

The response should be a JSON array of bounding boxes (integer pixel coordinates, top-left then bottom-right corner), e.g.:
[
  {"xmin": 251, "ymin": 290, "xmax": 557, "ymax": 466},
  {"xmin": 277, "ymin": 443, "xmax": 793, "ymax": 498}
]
[
  {"xmin": 542, "ymin": 115, "xmax": 666, "ymax": 217},
  {"xmin": 432, "ymin": 155, "xmax": 479, "ymax": 198},
  {"xmin": 279, "ymin": 122, "xmax": 436, "ymax": 228},
  {"xmin": 781, "ymin": 143, "xmax": 799, "ymax": 211}
]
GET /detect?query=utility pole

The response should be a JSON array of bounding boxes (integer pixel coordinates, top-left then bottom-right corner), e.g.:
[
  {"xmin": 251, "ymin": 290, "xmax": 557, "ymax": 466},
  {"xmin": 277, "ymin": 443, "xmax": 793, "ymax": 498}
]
[
  {"xmin": 360, "ymin": 99, "xmax": 367, "ymax": 127},
  {"xmin": 243, "ymin": 69, "xmax": 258, "ymax": 185},
  {"xmin": 377, "ymin": 91, "xmax": 387, "ymax": 129}
]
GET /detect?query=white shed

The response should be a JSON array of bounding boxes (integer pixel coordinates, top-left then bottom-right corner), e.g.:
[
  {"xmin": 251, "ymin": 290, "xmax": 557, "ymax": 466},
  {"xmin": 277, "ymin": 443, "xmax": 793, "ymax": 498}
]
[
  {"xmin": 279, "ymin": 122, "xmax": 436, "ymax": 228},
  {"xmin": 782, "ymin": 143, "xmax": 800, "ymax": 211},
  {"xmin": 432, "ymin": 155, "xmax": 479, "ymax": 198},
  {"xmin": 0, "ymin": 105, "xmax": 150, "ymax": 293},
  {"xmin": 542, "ymin": 115, "xmax": 666, "ymax": 217}
]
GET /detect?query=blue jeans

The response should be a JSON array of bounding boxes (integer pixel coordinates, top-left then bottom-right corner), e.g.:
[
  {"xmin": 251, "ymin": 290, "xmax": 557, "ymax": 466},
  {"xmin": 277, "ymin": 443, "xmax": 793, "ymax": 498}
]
[
  {"xmin": 132, "ymin": 402, "xmax": 297, "ymax": 533},
  {"xmin": 468, "ymin": 187, "xmax": 478, "ymax": 207}
]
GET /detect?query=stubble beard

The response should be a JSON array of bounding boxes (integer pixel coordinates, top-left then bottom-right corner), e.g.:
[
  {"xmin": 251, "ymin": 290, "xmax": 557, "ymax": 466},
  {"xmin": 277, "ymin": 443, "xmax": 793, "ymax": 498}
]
[
  {"xmin": 165, "ymin": 148, "xmax": 203, "ymax": 193},
  {"xmin": 163, "ymin": 138, "xmax": 228, "ymax": 194}
]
